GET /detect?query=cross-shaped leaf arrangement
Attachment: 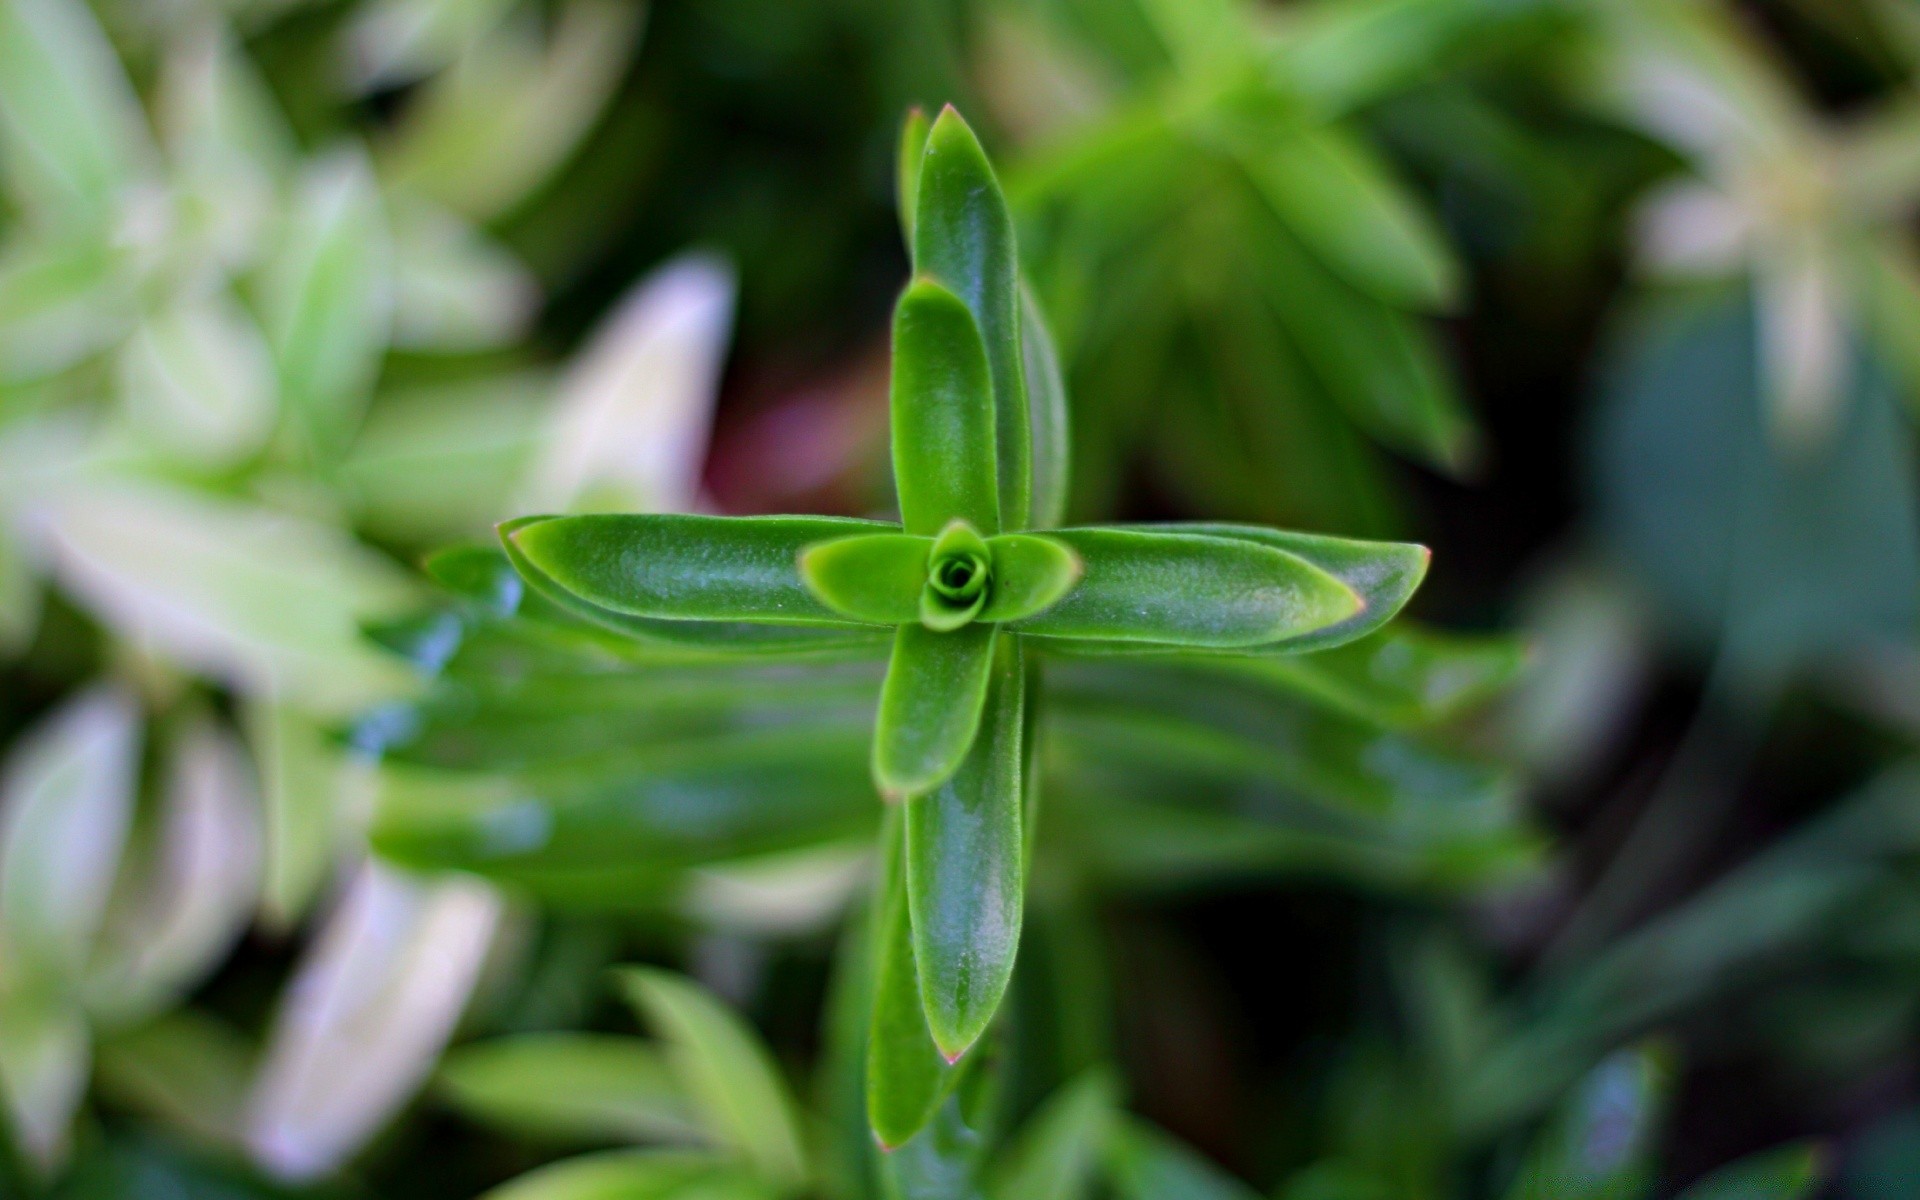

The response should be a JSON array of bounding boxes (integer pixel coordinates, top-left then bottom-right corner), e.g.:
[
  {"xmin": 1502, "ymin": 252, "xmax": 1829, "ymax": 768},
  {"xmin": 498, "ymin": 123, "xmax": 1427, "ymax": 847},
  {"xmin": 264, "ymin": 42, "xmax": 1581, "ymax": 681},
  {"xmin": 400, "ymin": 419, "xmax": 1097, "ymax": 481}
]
[{"xmin": 497, "ymin": 106, "xmax": 1429, "ymax": 1149}]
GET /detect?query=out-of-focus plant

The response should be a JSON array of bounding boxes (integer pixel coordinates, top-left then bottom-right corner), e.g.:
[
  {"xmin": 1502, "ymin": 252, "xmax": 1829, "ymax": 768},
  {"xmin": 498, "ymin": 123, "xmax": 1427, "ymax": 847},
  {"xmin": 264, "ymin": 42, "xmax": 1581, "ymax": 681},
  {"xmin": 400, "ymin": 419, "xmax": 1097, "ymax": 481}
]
[
  {"xmin": 0, "ymin": 0, "xmax": 728, "ymax": 1182},
  {"xmin": 973, "ymin": 0, "xmax": 1530, "ymax": 531}
]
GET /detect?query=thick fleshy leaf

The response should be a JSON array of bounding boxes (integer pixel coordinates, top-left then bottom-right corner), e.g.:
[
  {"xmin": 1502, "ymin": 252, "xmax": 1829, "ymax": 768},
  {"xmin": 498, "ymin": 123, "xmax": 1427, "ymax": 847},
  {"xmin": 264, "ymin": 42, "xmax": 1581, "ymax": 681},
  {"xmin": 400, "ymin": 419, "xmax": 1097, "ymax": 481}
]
[
  {"xmin": 499, "ymin": 517, "xmax": 883, "ymax": 654},
  {"xmin": 982, "ymin": 534, "xmax": 1081, "ymax": 623},
  {"xmin": 988, "ymin": 1070, "xmax": 1116, "ymax": 1200},
  {"xmin": 438, "ymin": 1034, "xmax": 699, "ymax": 1144},
  {"xmin": 1105, "ymin": 1118, "xmax": 1261, "ymax": 1200},
  {"xmin": 1141, "ymin": 524, "xmax": 1427, "ymax": 652},
  {"xmin": 1672, "ymin": 1143, "xmax": 1823, "ymax": 1200},
  {"xmin": 1021, "ymin": 283, "xmax": 1071, "ymax": 530},
  {"xmin": 482, "ymin": 1150, "xmax": 773, "ymax": 1200},
  {"xmin": 616, "ymin": 968, "xmax": 808, "ymax": 1188},
  {"xmin": 1013, "ymin": 528, "xmax": 1360, "ymax": 648},
  {"xmin": 907, "ymin": 637, "xmax": 1026, "ymax": 1060},
  {"xmin": 892, "ymin": 279, "xmax": 1001, "ymax": 536},
  {"xmin": 800, "ymin": 533, "xmax": 931, "ymax": 624},
  {"xmin": 0, "ymin": 0, "xmax": 153, "ymax": 225},
  {"xmin": 508, "ymin": 513, "xmax": 889, "ymax": 626},
  {"xmin": 915, "ymin": 107, "xmax": 1029, "ymax": 530},
  {"xmin": 874, "ymin": 623, "xmax": 998, "ymax": 798},
  {"xmin": 866, "ymin": 814, "xmax": 960, "ymax": 1149},
  {"xmin": 898, "ymin": 107, "xmax": 931, "ymax": 248}
]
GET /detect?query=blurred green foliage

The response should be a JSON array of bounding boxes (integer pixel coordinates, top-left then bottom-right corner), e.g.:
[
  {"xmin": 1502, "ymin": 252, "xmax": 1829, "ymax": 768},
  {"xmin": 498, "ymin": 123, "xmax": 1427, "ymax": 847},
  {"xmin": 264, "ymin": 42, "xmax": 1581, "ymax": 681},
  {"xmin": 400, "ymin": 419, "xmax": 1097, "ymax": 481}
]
[{"xmin": 1, "ymin": 0, "xmax": 1919, "ymax": 1197}]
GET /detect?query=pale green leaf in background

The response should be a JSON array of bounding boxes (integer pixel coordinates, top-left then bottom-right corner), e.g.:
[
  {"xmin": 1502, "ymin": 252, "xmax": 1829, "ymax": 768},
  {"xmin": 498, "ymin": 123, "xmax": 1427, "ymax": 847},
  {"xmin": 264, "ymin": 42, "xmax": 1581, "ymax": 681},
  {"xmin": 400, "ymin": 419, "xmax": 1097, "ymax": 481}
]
[
  {"xmin": 118, "ymin": 290, "xmax": 278, "ymax": 469},
  {"xmin": 261, "ymin": 148, "xmax": 394, "ymax": 462},
  {"xmin": 246, "ymin": 862, "xmax": 502, "ymax": 1181},
  {"xmin": 0, "ymin": 685, "xmax": 140, "ymax": 982},
  {"xmin": 519, "ymin": 252, "xmax": 735, "ymax": 515},
  {"xmin": 95, "ymin": 1007, "xmax": 254, "ymax": 1151},
  {"xmin": 87, "ymin": 717, "xmax": 263, "ymax": 1027},
  {"xmin": 390, "ymin": 196, "xmax": 539, "ymax": 350},
  {"xmin": 246, "ymin": 701, "xmax": 352, "ymax": 930},
  {"xmin": 35, "ymin": 481, "xmax": 419, "ymax": 716},
  {"xmin": 616, "ymin": 968, "xmax": 808, "ymax": 1189},
  {"xmin": 480, "ymin": 1149, "xmax": 774, "ymax": 1200},
  {"xmin": 0, "ymin": 0, "xmax": 154, "ymax": 226},
  {"xmin": 438, "ymin": 1032, "xmax": 701, "ymax": 1145},
  {"xmin": 0, "ymin": 990, "xmax": 87, "ymax": 1174},
  {"xmin": 382, "ymin": 0, "xmax": 646, "ymax": 221}
]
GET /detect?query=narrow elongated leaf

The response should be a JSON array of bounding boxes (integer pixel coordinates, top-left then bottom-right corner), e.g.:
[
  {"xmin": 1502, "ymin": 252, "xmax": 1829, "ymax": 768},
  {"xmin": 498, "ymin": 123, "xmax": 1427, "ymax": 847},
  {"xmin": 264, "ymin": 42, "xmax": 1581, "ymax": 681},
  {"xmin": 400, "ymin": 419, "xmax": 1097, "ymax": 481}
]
[
  {"xmin": 988, "ymin": 1070, "xmax": 1117, "ymax": 1200},
  {"xmin": 867, "ymin": 814, "xmax": 960, "ymax": 1149},
  {"xmin": 0, "ymin": 234, "xmax": 131, "ymax": 383},
  {"xmin": 390, "ymin": 196, "xmax": 537, "ymax": 350},
  {"xmin": 1673, "ymin": 1143, "xmax": 1823, "ymax": 1200},
  {"xmin": 0, "ymin": 990, "xmax": 88, "ymax": 1173},
  {"xmin": 1501, "ymin": 1045, "xmax": 1670, "ymax": 1200},
  {"xmin": 0, "ymin": 686, "xmax": 140, "ymax": 981},
  {"xmin": 1021, "ymin": 283, "xmax": 1071, "ymax": 530},
  {"xmin": 1129, "ymin": 524, "xmax": 1428, "ymax": 652},
  {"xmin": 87, "ymin": 718, "xmax": 263, "ymax": 1025},
  {"xmin": 874, "ymin": 623, "xmax": 998, "ymax": 798},
  {"xmin": 907, "ymin": 637, "xmax": 1026, "ymax": 1060},
  {"xmin": 0, "ymin": 0, "xmax": 153, "ymax": 224},
  {"xmin": 119, "ymin": 291, "xmax": 277, "ymax": 469},
  {"xmin": 262, "ymin": 149, "xmax": 393, "ymax": 462},
  {"xmin": 508, "ymin": 513, "xmax": 889, "ymax": 626},
  {"xmin": 245, "ymin": 703, "xmax": 346, "ymax": 929},
  {"xmin": 438, "ymin": 1034, "xmax": 699, "ymax": 1144},
  {"xmin": 500, "ymin": 517, "xmax": 885, "ymax": 654},
  {"xmin": 1233, "ymin": 117, "xmax": 1460, "ymax": 312},
  {"xmin": 898, "ymin": 107, "xmax": 931, "ymax": 248},
  {"xmin": 915, "ymin": 107, "xmax": 1029, "ymax": 529},
  {"xmin": 1105, "ymin": 1119, "xmax": 1261, "ymax": 1200},
  {"xmin": 892, "ymin": 279, "xmax": 1001, "ymax": 535},
  {"xmin": 95, "ymin": 1008, "xmax": 251, "ymax": 1150},
  {"xmin": 801, "ymin": 533, "xmax": 932, "ymax": 624},
  {"xmin": 616, "ymin": 968, "xmax": 807, "ymax": 1188},
  {"xmin": 1014, "ymin": 528, "xmax": 1360, "ymax": 648},
  {"xmin": 247, "ymin": 864, "xmax": 502, "ymax": 1182},
  {"xmin": 482, "ymin": 1150, "xmax": 768, "ymax": 1200},
  {"xmin": 1210, "ymin": 626, "xmax": 1526, "ymax": 726},
  {"xmin": 981, "ymin": 534, "xmax": 1081, "ymax": 623}
]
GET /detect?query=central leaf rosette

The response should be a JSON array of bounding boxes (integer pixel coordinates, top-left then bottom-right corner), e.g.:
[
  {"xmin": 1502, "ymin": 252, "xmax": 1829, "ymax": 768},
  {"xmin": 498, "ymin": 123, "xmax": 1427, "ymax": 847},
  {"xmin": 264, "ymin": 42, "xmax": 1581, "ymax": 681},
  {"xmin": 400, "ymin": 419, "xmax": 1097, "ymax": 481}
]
[{"xmin": 799, "ymin": 519, "xmax": 1081, "ymax": 635}]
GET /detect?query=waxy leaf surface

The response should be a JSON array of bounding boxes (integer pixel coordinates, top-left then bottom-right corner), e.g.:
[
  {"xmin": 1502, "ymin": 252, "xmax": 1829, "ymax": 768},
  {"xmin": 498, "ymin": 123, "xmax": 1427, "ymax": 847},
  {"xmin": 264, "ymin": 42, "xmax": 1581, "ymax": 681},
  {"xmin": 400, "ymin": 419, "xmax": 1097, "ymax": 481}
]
[
  {"xmin": 1015, "ymin": 528, "xmax": 1360, "ymax": 648},
  {"xmin": 893, "ymin": 280, "xmax": 1000, "ymax": 536},
  {"xmin": 874, "ymin": 623, "xmax": 998, "ymax": 798},
  {"xmin": 800, "ymin": 533, "xmax": 931, "ymax": 625},
  {"xmin": 907, "ymin": 636, "xmax": 1026, "ymax": 1060}
]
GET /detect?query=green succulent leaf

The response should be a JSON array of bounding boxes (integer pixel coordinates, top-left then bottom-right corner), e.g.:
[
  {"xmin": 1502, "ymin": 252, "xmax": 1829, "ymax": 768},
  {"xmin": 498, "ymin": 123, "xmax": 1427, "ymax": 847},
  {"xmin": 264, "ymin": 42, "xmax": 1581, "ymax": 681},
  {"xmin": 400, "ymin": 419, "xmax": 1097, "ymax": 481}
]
[
  {"xmin": 616, "ymin": 968, "xmax": 808, "ymax": 1188},
  {"xmin": 874, "ymin": 623, "xmax": 998, "ymax": 798},
  {"xmin": 800, "ymin": 533, "xmax": 931, "ymax": 625},
  {"xmin": 893, "ymin": 280, "xmax": 1001, "ymax": 536},
  {"xmin": 507, "ymin": 513, "xmax": 889, "ymax": 627},
  {"xmin": 1129, "ymin": 524, "xmax": 1428, "ymax": 653},
  {"xmin": 907, "ymin": 636, "xmax": 1026, "ymax": 1062},
  {"xmin": 1014, "ymin": 528, "xmax": 1361, "ymax": 648},
  {"xmin": 867, "ymin": 812, "xmax": 962, "ymax": 1149},
  {"xmin": 499, "ymin": 517, "xmax": 883, "ymax": 655},
  {"xmin": 981, "ymin": 534, "xmax": 1081, "ymax": 623},
  {"xmin": 915, "ymin": 106, "xmax": 1030, "ymax": 530}
]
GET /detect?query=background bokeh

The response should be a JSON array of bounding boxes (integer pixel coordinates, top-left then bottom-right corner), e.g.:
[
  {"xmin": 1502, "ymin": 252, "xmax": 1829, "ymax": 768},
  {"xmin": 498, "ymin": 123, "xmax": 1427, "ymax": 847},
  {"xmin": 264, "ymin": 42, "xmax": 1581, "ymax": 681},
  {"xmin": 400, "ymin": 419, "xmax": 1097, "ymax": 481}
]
[{"xmin": 3, "ymin": 0, "xmax": 1920, "ymax": 1196}]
